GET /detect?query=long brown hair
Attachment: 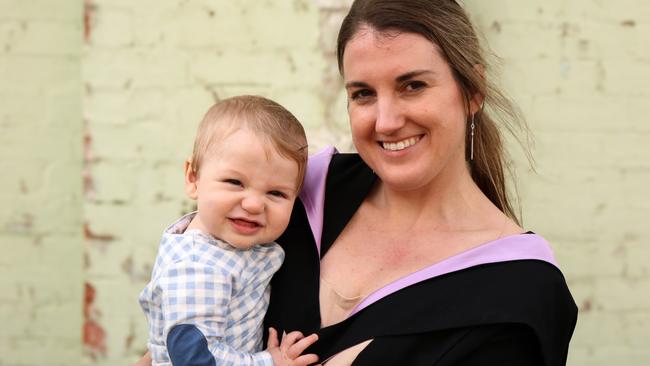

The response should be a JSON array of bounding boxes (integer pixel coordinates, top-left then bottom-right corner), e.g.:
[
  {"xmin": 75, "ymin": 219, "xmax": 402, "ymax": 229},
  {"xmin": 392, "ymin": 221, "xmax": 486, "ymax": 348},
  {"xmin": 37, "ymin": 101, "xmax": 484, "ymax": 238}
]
[{"xmin": 337, "ymin": 0, "xmax": 529, "ymax": 224}]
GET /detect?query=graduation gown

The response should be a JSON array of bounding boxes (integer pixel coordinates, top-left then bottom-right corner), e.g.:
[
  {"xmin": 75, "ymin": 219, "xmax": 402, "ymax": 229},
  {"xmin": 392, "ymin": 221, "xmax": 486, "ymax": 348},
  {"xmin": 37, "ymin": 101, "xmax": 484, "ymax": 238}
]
[{"xmin": 264, "ymin": 148, "xmax": 578, "ymax": 366}]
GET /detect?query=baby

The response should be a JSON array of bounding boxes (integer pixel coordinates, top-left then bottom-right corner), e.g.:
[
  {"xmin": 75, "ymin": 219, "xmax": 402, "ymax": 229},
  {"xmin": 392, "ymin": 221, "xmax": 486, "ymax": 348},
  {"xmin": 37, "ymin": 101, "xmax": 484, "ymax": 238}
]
[{"xmin": 139, "ymin": 95, "xmax": 318, "ymax": 366}]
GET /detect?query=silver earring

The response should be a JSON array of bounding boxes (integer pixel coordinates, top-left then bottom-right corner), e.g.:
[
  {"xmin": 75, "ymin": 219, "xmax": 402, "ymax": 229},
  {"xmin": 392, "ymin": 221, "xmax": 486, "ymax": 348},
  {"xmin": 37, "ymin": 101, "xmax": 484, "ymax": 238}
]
[{"xmin": 469, "ymin": 113, "xmax": 476, "ymax": 161}]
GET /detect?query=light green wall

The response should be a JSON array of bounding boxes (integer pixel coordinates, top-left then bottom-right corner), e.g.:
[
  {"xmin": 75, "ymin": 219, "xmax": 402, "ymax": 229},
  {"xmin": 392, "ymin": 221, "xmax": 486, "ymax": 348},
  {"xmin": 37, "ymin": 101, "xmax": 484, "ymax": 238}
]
[
  {"xmin": 1, "ymin": 0, "xmax": 648, "ymax": 365},
  {"xmin": 466, "ymin": 1, "xmax": 650, "ymax": 363},
  {"xmin": 81, "ymin": 1, "xmax": 325, "ymax": 365},
  {"xmin": 0, "ymin": 0, "xmax": 83, "ymax": 365}
]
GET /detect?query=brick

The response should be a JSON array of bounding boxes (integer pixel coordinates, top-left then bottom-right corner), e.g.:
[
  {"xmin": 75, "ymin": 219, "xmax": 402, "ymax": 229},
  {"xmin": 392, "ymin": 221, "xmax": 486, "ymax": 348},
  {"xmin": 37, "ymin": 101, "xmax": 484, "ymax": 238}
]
[
  {"xmin": 188, "ymin": 49, "xmax": 322, "ymax": 87},
  {"xmin": 479, "ymin": 20, "xmax": 567, "ymax": 61},
  {"xmin": 601, "ymin": 58, "xmax": 650, "ymax": 95},
  {"xmin": 499, "ymin": 57, "xmax": 605, "ymax": 97},
  {"xmin": 0, "ymin": 20, "xmax": 80, "ymax": 56},
  {"xmin": 88, "ymin": 7, "xmax": 133, "ymax": 48},
  {"xmin": 83, "ymin": 49, "xmax": 189, "ymax": 89},
  {"xmin": 0, "ymin": 55, "xmax": 80, "ymax": 92},
  {"xmin": 576, "ymin": 346, "xmax": 650, "ymax": 366},
  {"xmin": 594, "ymin": 277, "xmax": 650, "ymax": 311},
  {"xmin": 529, "ymin": 95, "xmax": 650, "ymax": 133},
  {"xmin": 0, "ymin": 0, "xmax": 80, "ymax": 21},
  {"xmin": 571, "ymin": 311, "xmax": 627, "ymax": 347}
]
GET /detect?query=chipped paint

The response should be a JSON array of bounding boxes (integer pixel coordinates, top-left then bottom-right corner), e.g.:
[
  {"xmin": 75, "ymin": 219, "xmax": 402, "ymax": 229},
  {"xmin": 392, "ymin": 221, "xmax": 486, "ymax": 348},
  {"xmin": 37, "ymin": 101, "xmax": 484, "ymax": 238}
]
[
  {"xmin": 83, "ymin": 223, "xmax": 116, "ymax": 242},
  {"xmin": 19, "ymin": 180, "xmax": 28, "ymax": 194},
  {"xmin": 122, "ymin": 255, "xmax": 153, "ymax": 282},
  {"xmin": 5, "ymin": 213, "xmax": 34, "ymax": 233},
  {"xmin": 83, "ymin": 283, "xmax": 107, "ymax": 358},
  {"xmin": 621, "ymin": 19, "xmax": 636, "ymax": 27},
  {"xmin": 83, "ymin": 120, "xmax": 96, "ymax": 200},
  {"xmin": 83, "ymin": 0, "xmax": 96, "ymax": 43}
]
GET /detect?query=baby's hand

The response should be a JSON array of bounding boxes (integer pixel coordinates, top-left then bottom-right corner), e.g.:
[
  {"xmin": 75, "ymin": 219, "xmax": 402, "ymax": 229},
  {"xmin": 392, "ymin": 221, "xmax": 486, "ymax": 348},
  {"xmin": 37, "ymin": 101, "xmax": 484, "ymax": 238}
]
[{"xmin": 267, "ymin": 327, "xmax": 319, "ymax": 366}]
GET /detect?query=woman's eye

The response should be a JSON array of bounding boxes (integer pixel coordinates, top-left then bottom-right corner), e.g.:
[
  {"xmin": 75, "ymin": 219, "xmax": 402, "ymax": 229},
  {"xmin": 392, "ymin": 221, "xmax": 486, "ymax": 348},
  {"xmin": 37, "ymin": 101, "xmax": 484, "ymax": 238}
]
[
  {"xmin": 350, "ymin": 89, "xmax": 375, "ymax": 101},
  {"xmin": 223, "ymin": 179, "xmax": 242, "ymax": 186},
  {"xmin": 404, "ymin": 81, "xmax": 427, "ymax": 92},
  {"xmin": 268, "ymin": 190, "xmax": 288, "ymax": 199}
]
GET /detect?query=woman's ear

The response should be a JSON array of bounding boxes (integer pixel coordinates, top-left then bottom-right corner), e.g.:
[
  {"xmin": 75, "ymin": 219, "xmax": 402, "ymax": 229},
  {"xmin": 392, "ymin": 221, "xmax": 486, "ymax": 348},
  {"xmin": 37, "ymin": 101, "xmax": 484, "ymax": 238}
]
[
  {"xmin": 469, "ymin": 92, "xmax": 484, "ymax": 115},
  {"xmin": 469, "ymin": 64, "xmax": 485, "ymax": 115},
  {"xmin": 184, "ymin": 159, "xmax": 198, "ymax": 200}
]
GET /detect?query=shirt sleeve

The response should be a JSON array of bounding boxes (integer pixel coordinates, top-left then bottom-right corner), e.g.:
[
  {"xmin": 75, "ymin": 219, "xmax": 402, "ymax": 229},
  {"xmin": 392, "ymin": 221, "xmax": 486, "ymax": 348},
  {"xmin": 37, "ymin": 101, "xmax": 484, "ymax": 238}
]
[{"xmin": 157, "ymin": 260, "xmax": 273, "ymax": 366}]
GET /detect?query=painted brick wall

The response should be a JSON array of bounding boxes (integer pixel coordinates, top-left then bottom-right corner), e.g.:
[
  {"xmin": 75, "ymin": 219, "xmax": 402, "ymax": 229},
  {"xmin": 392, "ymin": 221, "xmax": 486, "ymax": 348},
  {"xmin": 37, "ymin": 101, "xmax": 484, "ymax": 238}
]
[
  {"xmin": 81, "ymin": 1, "xmax": 325, "ymax": 364},
  {"xmin": 464, "ymin": 1, "xmax": 650, "ymax": 364},
  {"xmin": 1, "ymin": 0, "xmax": 648, "ymax": 365},
  {"xmin": 0, "ymin": 0, "xmax": 83, "ymax": 365}
]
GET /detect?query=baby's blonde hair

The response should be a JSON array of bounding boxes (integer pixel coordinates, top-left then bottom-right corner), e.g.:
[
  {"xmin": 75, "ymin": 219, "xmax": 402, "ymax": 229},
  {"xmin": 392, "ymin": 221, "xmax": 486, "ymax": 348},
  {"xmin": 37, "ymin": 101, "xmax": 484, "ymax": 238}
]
[{"xmin": 190, "ymin": 95, "xmax": 308, "ymax": 191}]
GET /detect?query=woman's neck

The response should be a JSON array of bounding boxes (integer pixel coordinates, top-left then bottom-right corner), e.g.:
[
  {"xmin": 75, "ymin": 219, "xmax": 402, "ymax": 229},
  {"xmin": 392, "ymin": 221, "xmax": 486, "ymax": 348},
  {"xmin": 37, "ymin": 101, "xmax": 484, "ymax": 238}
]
[{"xmin": 368, "ymin": 164, "xmax": 497, "ymax": 232}]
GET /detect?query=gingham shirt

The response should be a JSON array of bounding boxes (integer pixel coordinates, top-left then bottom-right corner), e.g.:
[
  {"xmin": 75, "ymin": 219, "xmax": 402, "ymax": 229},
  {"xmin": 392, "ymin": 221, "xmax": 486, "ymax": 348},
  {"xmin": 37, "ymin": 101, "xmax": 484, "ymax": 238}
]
[{"xmin": 139, "ymin": 212, "xmax": 284, "ymax": 366}]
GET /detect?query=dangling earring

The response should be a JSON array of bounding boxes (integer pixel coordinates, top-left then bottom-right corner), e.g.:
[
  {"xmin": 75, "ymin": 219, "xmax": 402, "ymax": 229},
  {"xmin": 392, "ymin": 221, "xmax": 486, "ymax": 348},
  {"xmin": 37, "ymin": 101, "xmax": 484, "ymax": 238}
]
[{"xmin": 469, "ymin": 113, "xmax": 476, "ymax": 161}]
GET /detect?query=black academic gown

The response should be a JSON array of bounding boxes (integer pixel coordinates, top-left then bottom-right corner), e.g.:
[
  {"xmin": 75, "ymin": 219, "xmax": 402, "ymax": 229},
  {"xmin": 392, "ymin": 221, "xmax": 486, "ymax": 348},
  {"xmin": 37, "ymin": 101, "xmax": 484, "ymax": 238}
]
[{"xmin": 264, "ymin": 152, "xmax": 578, "ymax": 366}]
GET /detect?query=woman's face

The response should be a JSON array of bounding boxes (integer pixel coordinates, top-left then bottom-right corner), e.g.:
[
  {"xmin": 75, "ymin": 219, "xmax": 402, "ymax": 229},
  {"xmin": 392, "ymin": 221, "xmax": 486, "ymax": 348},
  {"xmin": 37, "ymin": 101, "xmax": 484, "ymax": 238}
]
[{"xmin": 343, "ymin": 27, "xmax": 478, "ymax": 192}]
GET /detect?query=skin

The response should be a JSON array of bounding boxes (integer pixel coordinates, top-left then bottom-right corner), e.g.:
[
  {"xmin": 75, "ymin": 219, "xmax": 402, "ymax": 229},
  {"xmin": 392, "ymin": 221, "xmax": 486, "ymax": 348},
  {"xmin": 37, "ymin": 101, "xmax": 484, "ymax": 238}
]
[
  {"xmin": 184, "ymin": 128, "xmax": 299, "ymax": 250},
  {"xmin": 344, "ymin": 27, "xmax": 479, "ymax": 196},
  {"xmin": 320, "ymin": 26, "xmax": 522, "ymax": 309}
]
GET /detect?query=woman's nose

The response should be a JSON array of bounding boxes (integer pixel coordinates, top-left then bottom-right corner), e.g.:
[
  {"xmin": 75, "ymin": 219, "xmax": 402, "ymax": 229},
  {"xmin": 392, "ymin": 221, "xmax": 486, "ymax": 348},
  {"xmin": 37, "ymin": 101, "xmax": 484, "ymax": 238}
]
[
  {"xmin": 241, "ymin": 195, "xmax": 264, "ymax": 214},
  {"xmin": 374, "ymin": 97, "xmax": 405, "ymax": 135}
]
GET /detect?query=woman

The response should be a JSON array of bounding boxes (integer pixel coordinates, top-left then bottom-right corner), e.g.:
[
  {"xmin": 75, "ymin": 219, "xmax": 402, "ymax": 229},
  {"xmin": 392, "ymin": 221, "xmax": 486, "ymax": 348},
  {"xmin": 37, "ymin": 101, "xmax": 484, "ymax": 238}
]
[
  {"xmin": 265, "ymin": 0, "xmax": 576, "ymax": 365},
  {"xmin": 137, "ymin": 0, "xmax": 576, "ymax": 365}
]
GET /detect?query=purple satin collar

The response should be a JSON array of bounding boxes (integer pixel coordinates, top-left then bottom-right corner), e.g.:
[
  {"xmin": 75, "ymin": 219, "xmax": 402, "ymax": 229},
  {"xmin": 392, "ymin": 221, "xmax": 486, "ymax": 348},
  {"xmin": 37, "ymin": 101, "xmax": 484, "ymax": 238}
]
[
  {"xmin": 299, "ymin": 146, "xmax": 337, "ymax": 256},
  {"xmin": 298, "ymin": 147, "xmax": 559, "ymax": 317},
  {"xmin": 350, "ymin": 233, "xmax": 557, "ymax": 316}
]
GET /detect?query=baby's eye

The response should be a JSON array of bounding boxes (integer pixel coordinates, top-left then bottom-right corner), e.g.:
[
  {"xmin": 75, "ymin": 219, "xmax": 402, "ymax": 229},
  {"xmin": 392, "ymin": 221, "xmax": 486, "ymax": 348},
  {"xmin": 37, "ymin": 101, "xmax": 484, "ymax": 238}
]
[
  {"xmin": 268, "ymin": 190, "xmax": 288, "ymax": 199},
  {"xmin": 223, "ymin": 179, "xmax": 242, "ymax": 186}
]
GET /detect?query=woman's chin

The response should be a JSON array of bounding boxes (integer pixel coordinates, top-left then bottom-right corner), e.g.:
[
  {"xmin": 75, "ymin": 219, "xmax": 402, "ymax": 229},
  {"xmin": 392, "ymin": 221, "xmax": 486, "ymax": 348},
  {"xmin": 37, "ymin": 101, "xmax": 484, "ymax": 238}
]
[{"xmin": 376, "ymin": 170, "xmax": 431, "ymax": 193}]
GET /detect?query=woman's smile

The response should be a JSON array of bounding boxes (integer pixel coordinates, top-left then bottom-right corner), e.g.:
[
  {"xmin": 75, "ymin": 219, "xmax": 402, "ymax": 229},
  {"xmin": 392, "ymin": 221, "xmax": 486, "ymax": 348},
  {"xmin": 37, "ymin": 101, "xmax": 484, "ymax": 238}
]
[{"xmin": 379, "ymin": 135, "xmax": 423, "ymax": 151}]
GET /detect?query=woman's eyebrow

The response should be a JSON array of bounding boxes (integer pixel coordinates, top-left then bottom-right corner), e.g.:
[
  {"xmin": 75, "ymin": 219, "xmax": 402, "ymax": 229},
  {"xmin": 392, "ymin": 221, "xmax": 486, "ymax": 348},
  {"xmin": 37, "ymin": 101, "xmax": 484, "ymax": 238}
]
[
  {"xmin": 396, "ymin": 70, "xmax": 435, "ymax": 82},
  {"xmin": 344, "ymin": 81, "xmax": 370, "ymax": 89},
  {"xmin": 345, "ymin": 70, "xmax": 436, "ymax": 89}
]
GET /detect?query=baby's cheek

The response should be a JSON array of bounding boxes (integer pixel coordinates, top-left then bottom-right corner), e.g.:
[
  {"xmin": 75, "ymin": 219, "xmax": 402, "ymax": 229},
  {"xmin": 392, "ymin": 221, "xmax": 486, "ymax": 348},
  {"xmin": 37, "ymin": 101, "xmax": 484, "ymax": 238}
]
[{"xmin": 275, "ymin": 206, "xmax": 294, "ymax": 232}]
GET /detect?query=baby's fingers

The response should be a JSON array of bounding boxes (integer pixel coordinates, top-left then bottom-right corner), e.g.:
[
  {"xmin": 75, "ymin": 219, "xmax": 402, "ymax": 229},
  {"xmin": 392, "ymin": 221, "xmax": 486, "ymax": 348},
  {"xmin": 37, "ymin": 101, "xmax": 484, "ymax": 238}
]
[
  {"xmin": 267, "ymin": 327, "xmax": 280, "ymax": 349},
  {"xmin": 280, "ymin": 330, "xmax": 305, "ymax": 352},
  {"xmin": 292, "ymin": 353, "xmax": 319, "ymax": 366},
  {"xmin": 287, "ymin": 333, "xmax": 319, "ymax": 360}
]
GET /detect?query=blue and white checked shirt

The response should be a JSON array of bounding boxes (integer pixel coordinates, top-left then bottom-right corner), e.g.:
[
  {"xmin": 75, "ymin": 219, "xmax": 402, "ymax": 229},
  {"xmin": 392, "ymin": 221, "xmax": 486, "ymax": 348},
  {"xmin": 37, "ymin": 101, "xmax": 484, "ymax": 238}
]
[{"xmin": 139, "ymin": 212, "xmax": 284, "ymax": 366}]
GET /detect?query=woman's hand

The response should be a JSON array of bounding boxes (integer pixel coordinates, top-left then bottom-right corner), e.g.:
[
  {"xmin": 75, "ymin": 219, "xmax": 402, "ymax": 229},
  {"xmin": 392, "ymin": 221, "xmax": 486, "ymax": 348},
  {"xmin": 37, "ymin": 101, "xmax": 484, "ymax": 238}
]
[
  {"xmin": 133, "ymin": 351, "xmax": 152, "ymax": 366},
  {"xmin": 267, "ymin": 327, "xmax": 319, "ymax": 366}
]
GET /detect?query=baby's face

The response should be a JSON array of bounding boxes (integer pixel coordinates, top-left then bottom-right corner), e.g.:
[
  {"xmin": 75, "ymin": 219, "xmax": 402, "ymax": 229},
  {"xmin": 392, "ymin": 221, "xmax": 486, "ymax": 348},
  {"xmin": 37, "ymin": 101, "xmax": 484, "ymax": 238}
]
[{"xmin": 186, "ymin": 129, "xmax": 300, "ymax": 249}]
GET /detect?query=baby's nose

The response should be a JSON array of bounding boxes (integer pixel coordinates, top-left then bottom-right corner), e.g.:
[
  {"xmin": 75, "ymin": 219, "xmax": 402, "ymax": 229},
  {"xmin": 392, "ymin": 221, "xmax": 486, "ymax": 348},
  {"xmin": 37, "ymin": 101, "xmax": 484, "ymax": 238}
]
[{"xmin": 241, "ymin": 195, "xmax": 264, "ymax": 213}]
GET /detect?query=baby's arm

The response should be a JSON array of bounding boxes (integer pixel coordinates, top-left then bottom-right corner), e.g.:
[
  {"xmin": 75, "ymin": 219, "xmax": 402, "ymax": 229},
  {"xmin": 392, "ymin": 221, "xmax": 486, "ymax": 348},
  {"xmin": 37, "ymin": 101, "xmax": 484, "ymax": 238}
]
[{"xmin": 158, "ymin": 261, "xmax": 273, "ymax": 366}]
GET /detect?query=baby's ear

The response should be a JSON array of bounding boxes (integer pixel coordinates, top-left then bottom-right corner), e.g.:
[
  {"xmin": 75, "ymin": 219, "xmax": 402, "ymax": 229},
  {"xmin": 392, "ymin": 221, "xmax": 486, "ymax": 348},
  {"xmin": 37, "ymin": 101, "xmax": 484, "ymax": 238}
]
[{"xmin": 184, "ymin": 159, "xmax": 198, "ymax": 200}]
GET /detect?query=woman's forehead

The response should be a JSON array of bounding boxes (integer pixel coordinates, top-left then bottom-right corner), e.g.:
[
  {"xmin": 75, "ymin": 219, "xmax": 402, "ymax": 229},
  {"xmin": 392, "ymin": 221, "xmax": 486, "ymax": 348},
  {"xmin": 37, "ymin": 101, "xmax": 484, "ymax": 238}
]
[{"xmin": 342, "ymin": 28, "xmax": 446, "ymax": 76}]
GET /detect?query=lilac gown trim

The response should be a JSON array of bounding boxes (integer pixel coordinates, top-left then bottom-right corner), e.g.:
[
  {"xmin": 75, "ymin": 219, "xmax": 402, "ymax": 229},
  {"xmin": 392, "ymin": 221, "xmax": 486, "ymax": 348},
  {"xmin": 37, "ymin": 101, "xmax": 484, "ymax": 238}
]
[
  {"xmin": 349, "ymin": 234, "xmax": 558, "ymax": 316},
  {"xmin": 298, "ymin": 146, "xmax": 337, "ymax": 256},
  {"xmin": 297, "ymin": 147, "xmax": 559, "ymax": 318}
]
